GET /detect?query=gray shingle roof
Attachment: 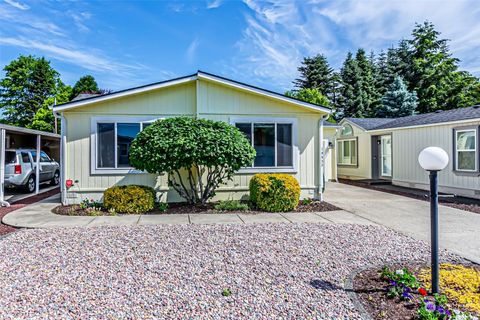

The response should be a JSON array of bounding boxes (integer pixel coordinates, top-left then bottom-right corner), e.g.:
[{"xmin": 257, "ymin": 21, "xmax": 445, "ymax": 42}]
[
  {"xmin": 346, "ymin": 105, "xmax": 480, "ymax": 130},
  {"xmin": 345, "ymin": 118, "xmax": 396, "ymax": 130},
  {"xmin": 71, "ymin": 93, "xmax": 102, "ymax": 101}
]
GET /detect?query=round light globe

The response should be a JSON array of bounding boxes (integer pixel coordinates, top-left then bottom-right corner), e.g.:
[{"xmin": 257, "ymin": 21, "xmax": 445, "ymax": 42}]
[{"xmin": 418, "ymin": 147, "xmax": 449, "ymax": 171}]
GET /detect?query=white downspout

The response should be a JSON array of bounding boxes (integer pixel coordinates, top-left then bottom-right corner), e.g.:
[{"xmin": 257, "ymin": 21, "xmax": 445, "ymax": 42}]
[
  {"xmin": 318, "ymin": 114, "xmax": 330, "ymax": 201},
  {"xmin": 54, "ymin": 111, "xmax": 67, "ymax": 205}
]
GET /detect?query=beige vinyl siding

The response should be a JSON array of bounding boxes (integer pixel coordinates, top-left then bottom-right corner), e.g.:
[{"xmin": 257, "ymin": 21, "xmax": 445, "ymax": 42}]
[
  {"xmin": 390, "ymin": 121, "xmax": 480, "ymax": 198},
  {"xmin": 197, "ymin": 79, "xmax": 322, "ymax": 199},
  {"xmin": 337, "ymin": 122, "xmax": 372, "ymax": 180},
  {"xmin": 63, "ymin": 79, "xmax": 328, "ymax": 203}
]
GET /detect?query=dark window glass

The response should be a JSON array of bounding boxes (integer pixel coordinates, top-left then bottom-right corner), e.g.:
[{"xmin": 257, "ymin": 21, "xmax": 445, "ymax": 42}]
[
  {"xmin": 117, "ymin": 123, "xmax": 140, "ymax": 167},
  {"xmin": 253, "ymin": 123, "xmax": 275, "ymax": 167},
  {"xmin": 277, "ymin": 124, "xmax": 293, "ymax": 166},
  {"xmin": 142, "ymin": 122, "xmax": 152, "ymax": 130},
  {"xmin": 40, "ymin": 151, "xmax": 51, "ymax": 162},
  {"xmin": 235, "ymin": 123, "xmax": 252, "ymax": 144},
  {"xmin": 97, "ymin": 123, "xmax": 115, "ymax": 168},
  {"xmin": 5, "ymin": 151, "xmax": 16, "ymax": 164},
  {"xmin": 21, "ymin": 152, "xmax": 30, "ymax": 163}
]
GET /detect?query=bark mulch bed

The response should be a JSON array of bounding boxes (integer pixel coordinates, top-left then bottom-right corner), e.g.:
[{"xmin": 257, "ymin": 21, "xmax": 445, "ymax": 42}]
[
  {"xmin": 353, "ymin": 264, "xmax": 479, "ymax": 319},
  {"xmin": 0, "ymin": 188, "xmax": 60, "ymax": 236},
  {"xmin": 340, "ymin": 179, "xmax": 480, "ymax": 214},
  {"xmin": 53, "ymin": 200, "xmax": 341, "ymax": 216}
]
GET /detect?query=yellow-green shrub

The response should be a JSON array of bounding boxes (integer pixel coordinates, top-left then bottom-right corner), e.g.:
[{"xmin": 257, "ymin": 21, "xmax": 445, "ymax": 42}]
[
  {"xmin": 103, "ymin": 185, "xmax": 155, "ymax": 214},
  {"xmin": 249, "ymin": 174, "xmax": 300, "ymax": 212}
]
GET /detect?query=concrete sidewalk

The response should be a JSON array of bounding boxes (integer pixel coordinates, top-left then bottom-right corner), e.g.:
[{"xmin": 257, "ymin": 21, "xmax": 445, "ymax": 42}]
[
  {"xmin": 1, "ymin": 194, "xmax": 375, "ymax": 228},
  {"xmin": 325, "ymin": 182, "xmax": 480, "ymax": 264}
]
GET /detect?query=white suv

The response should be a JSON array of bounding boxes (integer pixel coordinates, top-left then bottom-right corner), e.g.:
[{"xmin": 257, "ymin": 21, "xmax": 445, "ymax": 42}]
[{"xmin": 4, "ymin": 149, "xmax": 60, "ymax": 193}]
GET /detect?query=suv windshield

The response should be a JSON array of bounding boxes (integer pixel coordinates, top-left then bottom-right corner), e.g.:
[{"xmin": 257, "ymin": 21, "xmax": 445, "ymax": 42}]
[{"xmin": 5, "ymin": 151, "xmax": 16, "ymax": 164}]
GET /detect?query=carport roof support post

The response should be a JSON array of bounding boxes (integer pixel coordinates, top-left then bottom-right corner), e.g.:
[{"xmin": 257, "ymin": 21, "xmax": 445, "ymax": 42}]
[
  {"xmin": 0, "ymin": 128, "xmax": 10, "ymax": 207},
  {"xmin": 35, "ymin": 134, "xmax": 40, "ymax": 195}
]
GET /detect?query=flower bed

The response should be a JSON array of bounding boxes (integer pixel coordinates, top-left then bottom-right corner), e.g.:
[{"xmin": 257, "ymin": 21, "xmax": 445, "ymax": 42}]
[
  {"xmin": 354, "ymin": 264, "xmax": 479, "ymax": 319},
  {"xmin": 52, "ymin": 198, "xmax": 340, "ymax": 216}
]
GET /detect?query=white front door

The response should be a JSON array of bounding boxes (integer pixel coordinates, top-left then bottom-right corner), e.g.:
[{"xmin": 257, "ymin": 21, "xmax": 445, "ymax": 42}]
[{"xmin": 381, "ymin": 135, "xmax": 392, "ymax": 177}]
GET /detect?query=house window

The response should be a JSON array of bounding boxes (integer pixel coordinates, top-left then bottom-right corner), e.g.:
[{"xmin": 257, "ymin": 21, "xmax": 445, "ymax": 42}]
[
  {"xmin": 341, "ymin": 124, "xmax": 353, "ymax": 137},
  {"xmin": 455, "ymin": 129, "xmax": 477, "ymax": 171},
  {"xmin": 338, "ymin": 139, "xmax": 357, "ymax": 165},
  {"xmin": 231, "ymin": 118, "xmax": 297, "ymax": 172},
  {"xmin": 92, "ymin": 117, "xmax": 161, "ymax": 173}
]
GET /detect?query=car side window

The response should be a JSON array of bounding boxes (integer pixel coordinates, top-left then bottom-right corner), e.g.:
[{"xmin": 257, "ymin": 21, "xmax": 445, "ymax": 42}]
[
  {"xmin": 40, "ymin": 151, "xmax": 51, "ymax": 162},
  {"xmin": 21, "ymin": 152, "xmax": 30, "ymax": 163}
]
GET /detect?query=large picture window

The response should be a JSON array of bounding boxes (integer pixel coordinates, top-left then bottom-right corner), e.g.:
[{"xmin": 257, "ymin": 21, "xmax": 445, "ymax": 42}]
[
  {"xmin": 338, "ymin": 139, "xmax": 357, "ymax": 166},
  {"xmin": 232, "ymin": 118, "xmax": 297, "ymax": 172},
  {"xmin": 455, "ymin": 129, "xmax": 477, "ymax": 172},
  {"xmin": 92, "ymin": 117, "xmax": 161, "ymax": 173}
]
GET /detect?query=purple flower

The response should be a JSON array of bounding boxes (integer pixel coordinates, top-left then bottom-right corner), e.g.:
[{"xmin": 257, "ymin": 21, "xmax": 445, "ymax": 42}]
[
  {"xmin": 389, "ymin": 280, "xmax": 397, "ymax": 286},
  {"xmin": 426, "ymin": 302, "xmax": 435, "ymax": 312},
  {"xmin": 402, "ymin": 291, "xmax": 413, "ymax": 300},
  {"xmin": 436, "ymin": 306, "xmax": 446, "ymax": 314}
]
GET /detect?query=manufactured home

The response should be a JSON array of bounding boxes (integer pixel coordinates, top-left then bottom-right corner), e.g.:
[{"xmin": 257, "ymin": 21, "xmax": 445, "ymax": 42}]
[
  {"xmin": 337, "ymin": 106, "xmax": 480, "ymax": 199},
  {"xmin": 53, "ymin": 71, "xmax": 337, "ymax": 204}
]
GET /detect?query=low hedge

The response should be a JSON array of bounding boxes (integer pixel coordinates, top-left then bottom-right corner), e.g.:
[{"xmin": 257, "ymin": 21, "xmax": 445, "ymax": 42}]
[
  {"xmin": 103, "ymin": 185, "xmax": 156, "ymax": 214},
  {"xmin": 249, "ymin": 174, "xmax": 300, "ymax": 212}
]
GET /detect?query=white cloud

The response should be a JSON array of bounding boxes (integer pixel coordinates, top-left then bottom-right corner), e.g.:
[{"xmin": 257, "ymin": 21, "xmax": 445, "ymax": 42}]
[
  {"xmin": 232, "ymin": 0, "xmax": 480, "ymax": 91},
  {"xmin": 3, "ymin": 0, "xmax": 29, "ymax": 10},
  {"xmin": 70, "ymin": 11, "xmax": 92, "ymax": 33},
  {"xmin": 186, "ymin": 37, "xmax": 200, "ymax": 63},
  {"xmin": 206, "ymin": 0, "xmax": 222, "ymax": 9},
  {"xmin": 0, "ymin": 37, "xmax": 145, "ymax": 76},
  {"xmin": 0, "ymin": 6, "xmax": 64, "ymax": 36}
]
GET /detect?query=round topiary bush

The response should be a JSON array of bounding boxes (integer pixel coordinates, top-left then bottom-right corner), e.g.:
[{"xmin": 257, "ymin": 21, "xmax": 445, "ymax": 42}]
[
  {"xmin": 103, "ymin": 185, "xmax": 155, "ymax": 214},
  {"xmin": 129, "ymin": 117, "xmax": 256, "ymax": 205},
  {"xmin": 249, "ymin": 174, "xmax": 301, "ymax": 212}
]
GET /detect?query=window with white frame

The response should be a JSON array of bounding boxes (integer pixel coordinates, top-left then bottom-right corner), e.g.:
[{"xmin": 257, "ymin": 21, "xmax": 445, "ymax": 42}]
[
  {"xmin": 337, "ymin": 139, "xmax": 357, "ymax": 165},
  {"xmin": 231, "ymin": 118, "xmax": 297, "ymax": 171},
  {"xmin": 92, "ymin": 117, "xmax": 160, "ymax": 172},
  {"xmin": 455, "ymin": 128, "xmax": 477, "ymax": 171}
]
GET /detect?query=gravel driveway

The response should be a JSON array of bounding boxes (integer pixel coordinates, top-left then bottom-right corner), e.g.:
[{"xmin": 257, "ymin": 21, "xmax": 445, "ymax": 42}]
[{"xmin": 0, "ymin": 224, "xmax": 455, "ymax": 319}]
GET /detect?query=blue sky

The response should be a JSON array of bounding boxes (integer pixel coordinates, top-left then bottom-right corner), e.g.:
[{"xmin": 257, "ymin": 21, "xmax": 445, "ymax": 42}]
[{"xmin": 1, "ymin": 0, "xmax": 479, "ymax": 93}]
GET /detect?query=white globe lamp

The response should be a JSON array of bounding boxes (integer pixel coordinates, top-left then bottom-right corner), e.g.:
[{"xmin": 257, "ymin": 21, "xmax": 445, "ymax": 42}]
[
  {"xmin": 418, "ymin": 146, "xmax": 449, "ymax": 295},
  {"xmin": 418, "ymin": 147, "xmax": 449, "ymax": 171}
]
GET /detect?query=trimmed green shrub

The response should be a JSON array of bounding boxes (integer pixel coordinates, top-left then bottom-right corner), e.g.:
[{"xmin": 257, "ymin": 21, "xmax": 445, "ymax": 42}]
[
  {"xmin": 249, "ymin": 174, "xmax": 301, "ymax": 212},
  {"xmin": 103, "ymin": 185, "xmax": 155, "ymax": 214},
  {"xmin": 129, "ymin": 117, "xmax": 256, "ymax": 205},
  {"xmin": 214, "ymin": 200, "xmax": 248, "ymax": 211}
]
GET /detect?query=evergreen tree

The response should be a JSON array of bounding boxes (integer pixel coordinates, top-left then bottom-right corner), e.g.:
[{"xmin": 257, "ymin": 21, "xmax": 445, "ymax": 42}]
[
  {"xmin": 70, "ymin": 75, "xmax": 99, "ymax": 100},
  {"xmin": 0, "ymin": 55, "xmax": 59, "ymax": 127},
  {"xmin": 376, "ymin": 76, "xmax": 418, "ymax": 118},
  {"xmin": 355, "ymin": 49, "xmax": 380, "ymax": 116},
  {"xmin": 337, "ymin": 52, "xmax": 365, "ymax": 118},
  {"xmin": 408, "ymin": 21, "xmax": 460, "ymax": 113},
  {"xmin": 293, "ymin": 54, "xmax": 335, "ymax": 97}
]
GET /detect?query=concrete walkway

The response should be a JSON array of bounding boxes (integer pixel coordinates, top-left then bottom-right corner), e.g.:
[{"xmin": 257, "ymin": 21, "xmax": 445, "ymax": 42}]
[
  {"xmin": 325, "ymin": 182, "xmax": 480, "ymax": 264},
  {"xmin": 1, "ymin": 194, "xmax": 375, "ymax": 228}
]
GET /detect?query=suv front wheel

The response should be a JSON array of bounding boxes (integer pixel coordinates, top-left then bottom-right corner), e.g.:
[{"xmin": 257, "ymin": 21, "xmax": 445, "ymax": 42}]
[
  {"xmin": 51, "ymin": 170, "xmax": 60, "ymax": 186},
  {"xmin": 25, "ymin": 175, "xmax": 35, "ymax": 193}
]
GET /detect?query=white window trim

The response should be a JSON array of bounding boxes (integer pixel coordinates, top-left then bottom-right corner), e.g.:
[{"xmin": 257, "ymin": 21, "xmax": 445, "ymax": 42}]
[
  {"xmin": 337, "ymin": 138, "xmax": 357, "ymax": 166},
  {"xmin": 455, "ymin": 128, "xmax": 478, "ymax": 172},
  {"xmin": 230, "ymin": 117, "xmax": 299, "ymax": 173},
  {"xmin": 90, "ymin": 116, "xmax": 163, "ymax": 174}
]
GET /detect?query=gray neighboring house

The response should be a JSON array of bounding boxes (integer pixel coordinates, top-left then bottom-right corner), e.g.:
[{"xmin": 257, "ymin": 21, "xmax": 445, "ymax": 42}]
[{"xmin": 337, "ymin": 105, "xmax": 480, "ymax": 199}]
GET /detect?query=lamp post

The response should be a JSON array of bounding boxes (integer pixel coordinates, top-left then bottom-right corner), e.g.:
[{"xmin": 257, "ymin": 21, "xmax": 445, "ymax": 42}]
[{"xmin": 418, "ymin": 147, "xmax": 449, "ymax": 294}]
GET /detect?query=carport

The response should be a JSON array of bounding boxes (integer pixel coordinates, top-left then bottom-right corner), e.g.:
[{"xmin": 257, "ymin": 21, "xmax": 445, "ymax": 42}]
[{"xmin": 0, "ymin": 124, "xmax": 60, "ymax": 207}]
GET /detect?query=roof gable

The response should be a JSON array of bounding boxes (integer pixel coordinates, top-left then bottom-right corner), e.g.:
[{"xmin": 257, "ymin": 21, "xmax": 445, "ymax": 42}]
[{"xmin": 53, "ymin": 71, "xmax": 331, "ymax": 114}]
